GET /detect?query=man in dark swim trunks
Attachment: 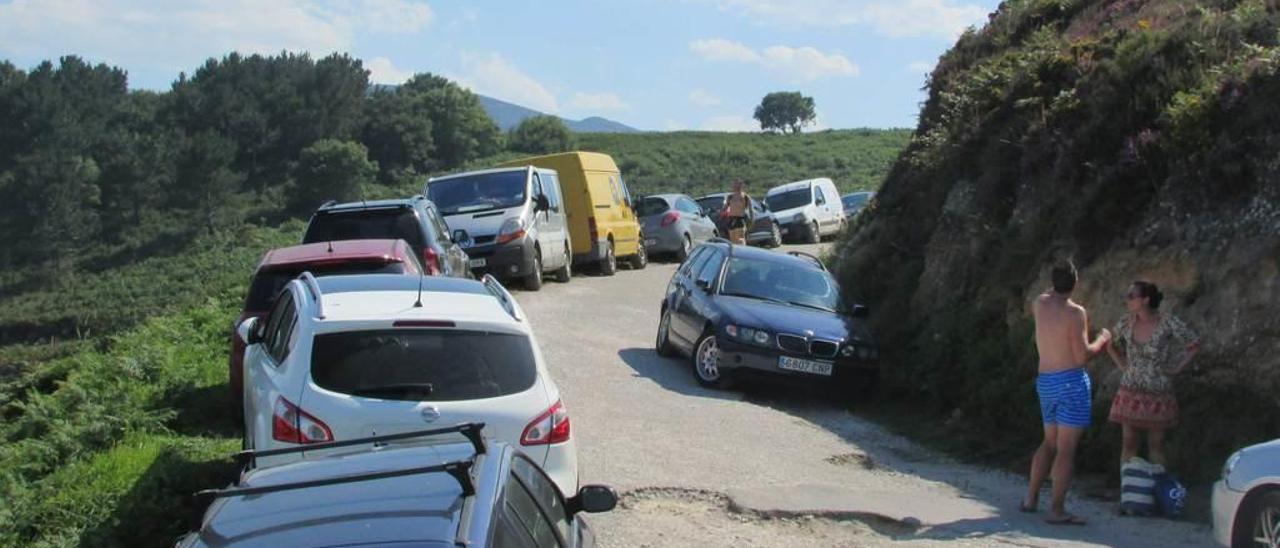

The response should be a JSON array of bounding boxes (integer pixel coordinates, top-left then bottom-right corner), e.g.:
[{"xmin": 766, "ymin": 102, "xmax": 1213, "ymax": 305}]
[
  {"xmin": 1024, "ymin": 260, "xmax": 1111, "ymax": 525},
  {"xmin": 720, "ymin": 180, "xmax": 751, "ymax": 244}
]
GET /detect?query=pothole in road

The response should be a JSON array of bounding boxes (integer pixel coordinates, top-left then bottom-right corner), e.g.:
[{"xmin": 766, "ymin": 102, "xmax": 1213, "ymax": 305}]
[{"xmin": 825, "ymin": 452, "xmax": 876, "ymax": 469}]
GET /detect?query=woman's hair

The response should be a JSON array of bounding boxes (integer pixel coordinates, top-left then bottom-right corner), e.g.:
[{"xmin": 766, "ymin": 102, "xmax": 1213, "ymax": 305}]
[{"xmin": 1132, "ymin": 280, "xmax": 1163, "ymax": 309}]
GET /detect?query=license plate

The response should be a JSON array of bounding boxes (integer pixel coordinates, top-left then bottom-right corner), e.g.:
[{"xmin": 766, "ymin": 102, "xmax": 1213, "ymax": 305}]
[
  {"xmin": 469, "ymin": 258, "xmax": 486, "ymax": 268},
  {"xmin": 778, "ymin": 356, "xmax": 832, "ymax": 376},
  {"xmin": 645, "ymin": 238, "xmax": 657, "ymax": 246}
]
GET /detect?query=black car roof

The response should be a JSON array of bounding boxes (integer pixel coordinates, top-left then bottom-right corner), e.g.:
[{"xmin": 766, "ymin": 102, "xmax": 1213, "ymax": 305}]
[{"xmin": 701, "ymin": 240, "xmax": 825, "ymax": 271}]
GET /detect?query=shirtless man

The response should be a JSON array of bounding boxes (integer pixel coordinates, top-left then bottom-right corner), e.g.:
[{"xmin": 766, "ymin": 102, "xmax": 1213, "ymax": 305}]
[
  {"xmin": 721, "ymin": 180, "xmax": 751, "ymax": 244},
  {"xmin": 1023, "ymin": 261, "xmax": 1111, "ymax": 525}
]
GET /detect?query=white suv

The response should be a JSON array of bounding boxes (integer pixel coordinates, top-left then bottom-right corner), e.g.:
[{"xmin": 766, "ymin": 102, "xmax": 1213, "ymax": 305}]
[
  {"xmin": 765, "ymin": 177, "xmax": 844, "ymax": 244},
  {"xmin": 237, "ymin": 272, "xmax": 578, "ymax": 493}
]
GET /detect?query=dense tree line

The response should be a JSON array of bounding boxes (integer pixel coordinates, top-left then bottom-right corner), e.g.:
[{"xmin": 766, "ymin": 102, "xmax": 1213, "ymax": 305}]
[{"xmin": 0, "ymin": 53, "xmax": 503, "ymax": 274}]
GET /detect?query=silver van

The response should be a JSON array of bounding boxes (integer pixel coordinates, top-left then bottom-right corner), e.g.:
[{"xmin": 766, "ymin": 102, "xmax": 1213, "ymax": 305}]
[{"xmin": 426, "ymin": 166, "xmax": 571, "ymax": 290}]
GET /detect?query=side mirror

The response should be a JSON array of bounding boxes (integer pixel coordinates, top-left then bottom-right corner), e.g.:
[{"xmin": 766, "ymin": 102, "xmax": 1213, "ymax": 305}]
[
  {"xmin": 238, "ymin": 317, "xmax": 262, "ymax": 345},
  {"xmin": 568, "ymin": 485, "xmax": 618, "ymax": 515},
  {"xmin": 452, "ymin": 229, "xmax": 471, "ymax": 246},
  {"xmin": 695, "ymin": 278, "xmax": 712, "ymax": 292},
  {"xmin": 535, "ymin": 194, "xmax": 550, "ymax": 212},
  {"xmin": 851, "ymin": 304, "xmax": 870, "ymax": 318}
]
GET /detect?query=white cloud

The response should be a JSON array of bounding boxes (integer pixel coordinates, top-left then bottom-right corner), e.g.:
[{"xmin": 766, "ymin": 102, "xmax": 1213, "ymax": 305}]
[
  {"xmin": 689, "ymin": 89, "xmax": 721, "ymax": 107},
  {"xmin": 701, "ymin": 115, "xmax": 759, "ymax": 132},
  {"xmin": 689, "ymin": 39, "xmax": 858, "ymax": 82},
  {"xmin": 705, "ymin": 0, "xmax": 988, "ymax": 39},
  {"xmin": 0, "ymin": 0, "xmax": 434, "ymax": 80},
  {"xmin": 689, "ymin": 38, "xmax": 760, "ymax": 63},
  {"xmin": 907, "ymin": 60, "xmax": 936, "ymax": 73},
  {"xmin": 569, "ymin": 92, "xmax": 629, "ymax": 112},
  {"xmin": 366, "ymin": 56, "xmax": 413, "ymax": 84},
  {"xmin": 457, "ymin": 52, "xmax": 559, "ymax": 114}
]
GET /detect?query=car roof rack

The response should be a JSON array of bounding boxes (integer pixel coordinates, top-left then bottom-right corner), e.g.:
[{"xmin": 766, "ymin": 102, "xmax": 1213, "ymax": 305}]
[
  {"xmin": 786, "ymin": 251, "xmax": 826, "ymax": 271},
  {"xmin": 481, "ymin": 274, "xmax": 522, "ymax": 322},
  {"xmin": 298, "ymin": 272, "xmax": 325, "ymax": 319},
  {"xmin": 202, "ymin": 423, "xmax": 487, "ymax": 503}
]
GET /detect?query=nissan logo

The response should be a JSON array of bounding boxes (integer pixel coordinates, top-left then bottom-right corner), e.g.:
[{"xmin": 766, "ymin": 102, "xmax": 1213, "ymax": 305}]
[{"xmin": 420, "ymin": 405, "xmax": 441, "ymax": 423}]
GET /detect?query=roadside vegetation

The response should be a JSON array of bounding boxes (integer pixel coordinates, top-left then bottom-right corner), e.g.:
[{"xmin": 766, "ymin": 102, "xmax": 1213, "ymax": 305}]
[{"xmin": 835, "ymin": 0, "xmax": 1280, "ymax": 483}]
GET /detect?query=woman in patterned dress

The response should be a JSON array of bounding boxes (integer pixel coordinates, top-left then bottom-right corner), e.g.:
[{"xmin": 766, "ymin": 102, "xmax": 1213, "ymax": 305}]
[{"xmin": 1105, "ymin": 281, "xmax": 1201, "ymax": 466}]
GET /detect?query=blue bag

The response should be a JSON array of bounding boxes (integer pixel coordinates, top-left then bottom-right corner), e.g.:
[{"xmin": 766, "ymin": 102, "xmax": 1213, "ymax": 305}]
[
  {"xmin": 1154, "ymin": 472, "xmax": 1187, "ymax": 519},
  {"xmin": 1120, "ymin": 458, "xmax": 1160, "ymax": 516}
]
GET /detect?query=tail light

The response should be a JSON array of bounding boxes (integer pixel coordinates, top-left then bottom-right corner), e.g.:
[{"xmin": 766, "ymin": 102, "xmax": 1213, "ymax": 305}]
[
  {"xmin": 521, "ymin": 400, "xmax": 570, "ymax": 446},
  {"xmin": 588, "ymin": 217, "xmax": 599, "ymax": 242},
  {"xmin": 660, "ymin": 211, "xmax": 679, "ymax": 227},
  {"xmin": 272, "ymin": 396, "xmax": 333, "ymax": 444},
  {"xmin": 422, "ymin": 247, "xmax": 441, "ymax": 275},
  {"xmin": 496, "ymin": 217, "xmax": 527, "ymax": 245}
]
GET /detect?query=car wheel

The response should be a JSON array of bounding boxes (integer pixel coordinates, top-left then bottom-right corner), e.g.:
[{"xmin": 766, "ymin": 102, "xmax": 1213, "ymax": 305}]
[
  {"xmin": 807, "ymin": 221, "xmax": 820, "ymax": 244},
  {"xmin": 656, "ymin": 307, "xmax": 676, "ymax": 357},
  {"xmin": 1239, "ymin": 491, "xmax": 1280, "ymax": 548},
  {"xmin": 675, "ymin": 234, "xmax": 692, "ymax": 262},
  {"xmin": 553, "ymin": 243, "xmax": 572, "ymax": 283},
  {"xmin": 524, "ymin": 249, "xmax": 543, "ymax": 291},
  {"xmin": 769, "ymin": 222, "xmax": 782, "ymax": 248},
  {"xmin": 628, "ymin": 239, "xmax": 648, "ymax": 270},
  {"xmin": 692, "ymin": 331, "xmax": 726, "ymax": 388},
  {"xmin": 600, "ymin": 241, "xmax": 617, "ymax": 276}
]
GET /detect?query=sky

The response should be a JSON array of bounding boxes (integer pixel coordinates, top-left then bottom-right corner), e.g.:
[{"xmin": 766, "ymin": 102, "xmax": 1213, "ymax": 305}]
[{"xmin": 0, "ymin": 0, "xmax": 1003, "ymax": 131}]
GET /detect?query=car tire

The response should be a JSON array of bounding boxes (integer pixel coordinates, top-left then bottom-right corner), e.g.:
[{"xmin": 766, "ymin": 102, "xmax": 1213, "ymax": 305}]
[
  {"xmin": 691, "ymin": 330, "xmax": 726, "ymax": 388},
  {"xmin": 599, "ymin": 240, "xmax": 617, "ymax": 276},
  {"xmin": 675, "ymin": 234, "xmax": 692, "ymax": 262},
  {"xmin": 553, "ymin": 243, "xmax": 572, "ymax": 283},
  {"xmin": 807, "ymin": 221, "xmax": 820, "ymax": 244},
  {"xmin": 768, "ymin": 222, "xmax": 782, "ymax": 248},
  {"xmin": 656, "ymin": 307, "xmax": 676, "ymax": 357},
  {"xmin": 628, "ymin": 239, "xmax": 648, "ymax": 270},
  {"xmin": 1237, "ymin": 491, "xmax": 1280, "ymax": 548},
  {"xmin": 524, "ymin": 249, "xmax": 543, "ymax": 291}
]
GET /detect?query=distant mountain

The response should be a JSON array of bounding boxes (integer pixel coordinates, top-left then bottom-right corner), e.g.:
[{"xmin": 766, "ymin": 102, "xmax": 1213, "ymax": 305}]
[{"xmin": 476, "ymin": 95, "xmax": 639, "ymax": 133}]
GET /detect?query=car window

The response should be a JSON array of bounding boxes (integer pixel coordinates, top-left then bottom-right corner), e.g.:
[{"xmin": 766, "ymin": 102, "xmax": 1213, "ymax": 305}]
[
  {"xmin": 541, "ymin": 172, "xmax": 561, "ymax": 212},
  {"xmin": 532, "ymin": 173, "xmax": 544, "ymax": 207},
  {"xmin": 503, "ymin": 470, "xmax": 563, "ymax": 548},
  {"xmin": 247, "ymin": 262, "xmax": 409, "ymax": 311},
  {"xmin": 303, "ymin": 208, "xmax": 426, "ymax": 250},
  {"xmin": 608, "ymin": 176, "xmax": 622, "ymax": 206},
  {"xmin": 679, "ymin": 246, "xmax": 710, "ymax": 276},
  {"xmin": 260, "ymin": 289, "xmax": 291, "ymax": 353},
  {"xmin": 265, "ymin": 291, "xmax": 296, "ymax": 365},
  {"xmin": 425, "ymin": 206, "xmax": 452, "ymax": 244},
  {"xmin": 721, "ymin": 257, "xmax": 840, "ymax": 311},
  {"xmin": 491, "ymin": 512, "xmax": 536, "ymax": 548},
  {"xmin": 618, "ymin": 174, "xmax": 634, "ymax": 207},
  {"xmin": 310, "ymin": 330, "xmax": 537, "ymax": 401},
  {"xmin": 637, "ymin": 197, "xmax": 669, "ymax": 217},
  {"xmin": 695, "ymin": 250, "xmax": 725, "ymax": 284},
  {"xmin": 752, "ymin": 198, "xmax": 767, "ymax": 213},
  {"xmin": 675, "ymin": 198, "xmax": 701, "ymax": 215},
  {"xmin": 764, "ymin": 189, "xmax": 811, "ymax": 211},
  {"xmin": 426, "ymin": 171, "xmax": 528, "ymax": 215},
  {"xmin": 814, "ymin": 186, "xmax": 826, "ymax": 205},
  {"xmin": 696, "ymin": 196, "xmax": 725, "ymax": 214},
  {"xmin": 511, "ymin": 456, "xmax": 571, "ymax": 542}
]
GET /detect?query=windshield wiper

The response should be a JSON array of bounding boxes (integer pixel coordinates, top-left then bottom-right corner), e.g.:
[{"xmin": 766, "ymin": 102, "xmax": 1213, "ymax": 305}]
[
  {"xmin": 786, "ymin": 300, "xmax": 835, "ymax": 312},
  {"xmin": 720, "ymin": 291, "xmax": 788, "ymax": 305},
  {"xmin": 352, "ymin": 383, "xmax": 435, "ymax": 397}
]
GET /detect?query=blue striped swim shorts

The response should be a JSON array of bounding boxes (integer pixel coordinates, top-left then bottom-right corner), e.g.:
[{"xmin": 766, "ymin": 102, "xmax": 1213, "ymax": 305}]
[{"xmin": 1036, "ymin": 368, "xmax": 1092, "ymax": 428}]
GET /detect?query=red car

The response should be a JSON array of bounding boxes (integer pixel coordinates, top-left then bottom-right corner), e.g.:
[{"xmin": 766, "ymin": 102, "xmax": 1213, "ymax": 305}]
[{"xmin": 228, "ymin": 239, "xmax": 424, "ymax": 416}]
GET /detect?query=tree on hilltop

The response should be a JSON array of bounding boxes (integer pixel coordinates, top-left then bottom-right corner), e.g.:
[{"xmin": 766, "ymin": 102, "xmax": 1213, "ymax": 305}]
[
  {"xmin": 509, "ymin": 115, "xmax": 575, "ymax": 154},
  {"xmin": 753, "ymin": 92, "xmax": 816, "ymax": 134}
]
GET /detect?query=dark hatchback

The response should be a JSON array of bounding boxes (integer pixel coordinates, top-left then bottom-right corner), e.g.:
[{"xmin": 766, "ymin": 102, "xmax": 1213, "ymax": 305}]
[
  {"xmin": 655, "ymin": 240, "xmax": 878, "ymax": 393},
  {"xmin": 302, "ymin": 196, "xmax": 472, "ymax": 279}
]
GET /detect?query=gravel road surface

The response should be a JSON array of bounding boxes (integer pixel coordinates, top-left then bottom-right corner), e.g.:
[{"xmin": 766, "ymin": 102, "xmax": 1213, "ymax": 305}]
[{"xmin": 510, "ymin": 242, "xmax": 1213, "ymax": 547}]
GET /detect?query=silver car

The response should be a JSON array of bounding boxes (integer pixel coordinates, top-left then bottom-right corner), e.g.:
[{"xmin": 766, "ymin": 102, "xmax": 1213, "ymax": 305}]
[{"xmin": 638, "ymin": 194, "xmax": 719, "ymax": 261}]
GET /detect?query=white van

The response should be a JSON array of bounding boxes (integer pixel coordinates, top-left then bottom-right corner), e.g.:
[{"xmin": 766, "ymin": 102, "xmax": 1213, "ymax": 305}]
[
  {"xmin": 764, "ymin": 177, "xmax": 844, "ymax": 243},
  {"xmin": 426, "ymin": 166, "xmax": 571, "ymax": 290}
]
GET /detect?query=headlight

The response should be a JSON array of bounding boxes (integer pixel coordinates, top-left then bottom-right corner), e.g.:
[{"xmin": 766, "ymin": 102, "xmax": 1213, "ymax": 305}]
[
  {"xmin": 1222, "ymin": 450, "xmax": 1242, "ymax": 486},
  {"xmin": 726, "ymin": 325, "xmax": 771, "ymax": 346},
  {"xmin": 792, "ymin": 212, "xmax": 807, "ymax": 223},
  {"xmin": 840, "ymin": 345, "xmax": 856, "ymax": 357}
]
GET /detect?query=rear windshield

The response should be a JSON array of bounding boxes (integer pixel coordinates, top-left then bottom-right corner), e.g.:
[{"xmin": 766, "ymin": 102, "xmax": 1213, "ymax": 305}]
[
  {"xmin": 427, "ymin": 171, "xmax": 527, "ymax": 215},
  {"xmin": 696, "ymin": 196, "xmax": 724, "ymax": 213},
  {"xmin": 245, "ymin": 262, "xmax": 408, "ymax": 311},
  {"xmin": 637, "ymin": 197, "xmax": 669, "ymax": 217},
  {"xmin": 842, "ymin": 193, "xmax": 870, "ymax": 210},
  {"xmin": 311, "ymin": 330, "xmax": 537, "ymax": 401},
  {"xmin": 303, "ymin": 209, "xmax": 425, "ymax": 250},
  {"xmin": 765, "ymin": 189, "xmax": 811, "ymax": 212}
]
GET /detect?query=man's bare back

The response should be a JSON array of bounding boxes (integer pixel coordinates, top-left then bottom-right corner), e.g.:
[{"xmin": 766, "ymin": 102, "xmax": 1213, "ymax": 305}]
[{"xmin": 1033, "ymin": 292, "xmax": 1110, "ymax": 373}]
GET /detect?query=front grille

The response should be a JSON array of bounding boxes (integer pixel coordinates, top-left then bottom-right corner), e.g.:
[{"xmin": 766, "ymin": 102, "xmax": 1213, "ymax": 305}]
[
  {"xmin": 809, "ymin": 340, "xmax": 839, "ymax": 358},
  {"xmin": 777, "ymin": 334, "xmax": 807, "ymax": 353},
  {"xmin": 474, "ymin": 235, "xmax": 496, "ymax": 245}
]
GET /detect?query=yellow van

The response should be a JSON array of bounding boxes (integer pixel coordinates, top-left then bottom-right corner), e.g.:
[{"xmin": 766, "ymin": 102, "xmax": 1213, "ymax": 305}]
[{"xmin": 498, "ymin": 152, "xmax": 645, "ymax": 275}]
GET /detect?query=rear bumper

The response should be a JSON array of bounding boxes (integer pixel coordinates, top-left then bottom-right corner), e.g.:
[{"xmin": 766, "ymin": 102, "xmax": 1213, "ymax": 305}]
[
  {"xmin": 464, "ymin": 235, "xmax": 536, "ymax": 278},
  {"xmin": 1212, "ymin": 480, "xmax": 1242, "ymax": 546},
  {"xmin": 643, "ymin": 227, "xmax": 686, "ymax": 253},
  {"xmin": 542, "ymin": 440, "xmax": 580, "ymax": 496},
  {"xmin": 779, "ymin": 219, "xmax": 816, "ymax": 240},
  {"xmin": 575, "ymin": 238, "xmax": 610, "ymax": 265}
]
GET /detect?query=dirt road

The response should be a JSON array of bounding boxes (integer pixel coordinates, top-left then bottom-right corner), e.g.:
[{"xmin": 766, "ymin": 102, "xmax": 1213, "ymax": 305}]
[{"xmin": 511, "ymin": 242, "xmax": 1213, "ymax": 547}]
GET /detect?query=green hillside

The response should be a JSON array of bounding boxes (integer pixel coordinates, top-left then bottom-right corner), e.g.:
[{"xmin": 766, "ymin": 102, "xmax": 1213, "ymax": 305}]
[{"xmin": 835, "ymin": 0, "xmax": 1280, "ymax": 481}]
